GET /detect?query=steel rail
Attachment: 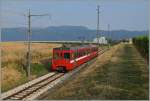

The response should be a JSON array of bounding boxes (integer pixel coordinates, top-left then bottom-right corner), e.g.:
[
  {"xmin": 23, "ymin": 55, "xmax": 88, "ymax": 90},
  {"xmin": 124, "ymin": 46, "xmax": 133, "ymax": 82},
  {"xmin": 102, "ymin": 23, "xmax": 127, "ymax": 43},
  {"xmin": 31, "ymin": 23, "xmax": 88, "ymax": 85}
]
[{"xmin": 3, "ymin": 73, "xmax": 64, "ymax": 100}]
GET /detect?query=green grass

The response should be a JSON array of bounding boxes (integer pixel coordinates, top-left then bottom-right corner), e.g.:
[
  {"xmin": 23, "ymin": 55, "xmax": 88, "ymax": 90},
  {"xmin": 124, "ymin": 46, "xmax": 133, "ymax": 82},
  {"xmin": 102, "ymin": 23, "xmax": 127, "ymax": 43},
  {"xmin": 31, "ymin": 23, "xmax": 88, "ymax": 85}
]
[
  {"xmin": 99, "ymin": 44, "xmax": 146, "ymax": 99},
  {"xmin": 31, "ymin": 63, "xmax": 50, "ymax": 76},
  {"xmin": 89, "ymin": 44, "xmax": 149, "ymax": 99}
]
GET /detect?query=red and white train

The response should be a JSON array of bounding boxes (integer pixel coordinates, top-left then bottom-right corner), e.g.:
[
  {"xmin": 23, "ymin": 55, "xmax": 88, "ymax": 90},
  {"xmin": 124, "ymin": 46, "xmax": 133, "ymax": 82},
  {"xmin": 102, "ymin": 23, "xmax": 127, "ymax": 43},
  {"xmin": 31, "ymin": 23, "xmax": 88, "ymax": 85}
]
[{"xmin": 51, "ymin": 45, "xmax": 98, "ymax": 72}]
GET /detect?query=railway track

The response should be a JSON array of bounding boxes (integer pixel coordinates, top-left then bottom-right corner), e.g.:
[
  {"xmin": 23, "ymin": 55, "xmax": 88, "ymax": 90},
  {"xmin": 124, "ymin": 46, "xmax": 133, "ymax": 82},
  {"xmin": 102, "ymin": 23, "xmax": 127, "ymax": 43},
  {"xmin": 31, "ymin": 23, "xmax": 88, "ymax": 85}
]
[
  {"xmin": 1, "ymin": 72, "xmax": 64, "ymax": 100},
  {"xmin": 1, "ymin": 48, "xmax": 109, "ymax": 100}
]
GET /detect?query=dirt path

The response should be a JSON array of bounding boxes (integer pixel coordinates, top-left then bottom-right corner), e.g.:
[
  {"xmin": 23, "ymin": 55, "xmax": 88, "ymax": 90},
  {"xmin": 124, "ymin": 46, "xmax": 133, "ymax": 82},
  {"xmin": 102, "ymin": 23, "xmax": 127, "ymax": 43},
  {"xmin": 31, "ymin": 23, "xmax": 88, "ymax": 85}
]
[{"xmin": 42, "ymin": 43, "xmax": 149, "ymax": 100}]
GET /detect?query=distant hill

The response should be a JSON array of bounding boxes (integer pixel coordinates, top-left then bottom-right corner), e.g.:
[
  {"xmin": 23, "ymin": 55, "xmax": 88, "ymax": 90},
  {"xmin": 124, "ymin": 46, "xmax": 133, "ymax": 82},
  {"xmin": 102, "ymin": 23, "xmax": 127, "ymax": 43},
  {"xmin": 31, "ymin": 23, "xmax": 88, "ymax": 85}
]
[{"xmin": 1, "ymin": 26, "xmax": 148, "ymax": 41}]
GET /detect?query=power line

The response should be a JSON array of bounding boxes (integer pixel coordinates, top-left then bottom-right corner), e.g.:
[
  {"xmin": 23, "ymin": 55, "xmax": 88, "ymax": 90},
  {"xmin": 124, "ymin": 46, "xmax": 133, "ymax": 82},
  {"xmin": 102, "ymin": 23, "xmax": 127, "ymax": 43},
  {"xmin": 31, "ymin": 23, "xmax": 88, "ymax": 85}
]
[
  {"xmin": 1, "ymin": 10, "xmax": 27, "ymax": 27},
  {"xmin": 1, "ymin": 9, "xmax": 51, "ymax": 28},
  {"xmin": 1, "ymin": 9, "xmax": 26, "ymax": 16}
]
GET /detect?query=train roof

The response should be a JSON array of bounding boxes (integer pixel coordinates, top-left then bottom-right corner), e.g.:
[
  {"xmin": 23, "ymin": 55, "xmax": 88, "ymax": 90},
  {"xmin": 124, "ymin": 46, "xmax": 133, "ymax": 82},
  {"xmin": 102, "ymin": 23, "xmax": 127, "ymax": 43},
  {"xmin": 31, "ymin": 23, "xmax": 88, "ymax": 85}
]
[{"xmin": 54, "ymin": 45, "xmax": 97, "ymax": 51}]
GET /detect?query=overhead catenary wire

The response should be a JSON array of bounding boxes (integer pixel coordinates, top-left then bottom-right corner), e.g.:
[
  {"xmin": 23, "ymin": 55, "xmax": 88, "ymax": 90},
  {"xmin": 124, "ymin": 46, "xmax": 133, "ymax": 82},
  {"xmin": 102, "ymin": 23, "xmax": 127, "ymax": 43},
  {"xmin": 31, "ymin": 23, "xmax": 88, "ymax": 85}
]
[{"xmin": 1, "ymin": 9, "xmax": 51, "ymax": 28}]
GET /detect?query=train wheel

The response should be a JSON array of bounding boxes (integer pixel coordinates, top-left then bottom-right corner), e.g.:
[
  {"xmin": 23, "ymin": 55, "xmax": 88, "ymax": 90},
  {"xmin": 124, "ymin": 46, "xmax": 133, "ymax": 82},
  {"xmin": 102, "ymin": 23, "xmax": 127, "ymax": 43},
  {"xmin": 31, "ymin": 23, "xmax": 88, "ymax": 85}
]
[
  {"xmin": 57, "ymin": 67, "xmax": 67, "ymax": 73},
  {"xmin": 62, "ymin": 67, "xmax": 67, "ymax": 73}
]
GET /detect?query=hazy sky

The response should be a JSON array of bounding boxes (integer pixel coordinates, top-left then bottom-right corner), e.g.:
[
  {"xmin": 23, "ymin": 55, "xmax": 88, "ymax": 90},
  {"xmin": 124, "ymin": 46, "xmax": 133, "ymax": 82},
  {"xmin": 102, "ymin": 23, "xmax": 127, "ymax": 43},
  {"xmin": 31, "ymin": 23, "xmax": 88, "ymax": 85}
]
[{"xmin": 1, "ymin": 0, "xmax": 149, "ymax": 30}]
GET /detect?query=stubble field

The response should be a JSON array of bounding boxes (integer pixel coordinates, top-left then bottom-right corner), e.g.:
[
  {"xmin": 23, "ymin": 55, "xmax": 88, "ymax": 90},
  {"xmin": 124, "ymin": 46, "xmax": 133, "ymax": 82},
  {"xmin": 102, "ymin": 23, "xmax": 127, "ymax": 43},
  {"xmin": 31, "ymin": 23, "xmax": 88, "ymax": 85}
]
[{"xmin": 1, "ymin": 42, "xmax": 61, "ymax": 92}]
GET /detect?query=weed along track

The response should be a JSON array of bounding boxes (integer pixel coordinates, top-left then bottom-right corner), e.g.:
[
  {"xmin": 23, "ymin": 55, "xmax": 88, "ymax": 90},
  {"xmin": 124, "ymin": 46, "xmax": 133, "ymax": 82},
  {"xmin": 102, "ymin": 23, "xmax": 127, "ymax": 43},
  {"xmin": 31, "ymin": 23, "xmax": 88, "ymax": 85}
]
[{"xmin": 1, "ymin": 48, "xmax": 109, "ymax": 100}]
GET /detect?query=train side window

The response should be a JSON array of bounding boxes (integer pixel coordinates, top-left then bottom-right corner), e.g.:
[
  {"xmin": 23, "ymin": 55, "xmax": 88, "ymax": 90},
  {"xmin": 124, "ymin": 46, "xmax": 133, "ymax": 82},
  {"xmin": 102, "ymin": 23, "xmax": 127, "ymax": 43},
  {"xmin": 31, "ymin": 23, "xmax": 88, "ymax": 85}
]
[
  {"xmin": 60, "ymin": 52, "xmax": 63, "ymax": 59},
  {"xmin": 81, "ymin": 51, "xmax": 83, "ymax": 56},
  {"xmin": 71, "ymin": 53, "xmax": 74, "ymax": 59},
  {"xmin": 87, "ymin": 49, "xmax": 89, "ymax": 54},
  {"xmin": 82, "ymin": 50, "xmax": 84, "ymax": 56},
  {"xmin": 76, "ymin": 51, "xmax": 79, "ymax": 58},
  {"xmin": 64, "ymin": 53, "xmax": 70, "ymax": 59},
  {"xmin": 74, "ymin": 52, "xmax": 76, "ymax": 58},
  {"xmin": 78, "ymin": 52, "xmax": 80, "ymax": 57},
  {"xmin": 75, "ymin": 51, "xmax": 78, "ymax": 58},
  {"xmin": 84, "ymin": 50, "xmax": 86, "ymax": 55},
  {"xmin": 78, "ymin": 51, "xmax": 81, "ymax": 57}
]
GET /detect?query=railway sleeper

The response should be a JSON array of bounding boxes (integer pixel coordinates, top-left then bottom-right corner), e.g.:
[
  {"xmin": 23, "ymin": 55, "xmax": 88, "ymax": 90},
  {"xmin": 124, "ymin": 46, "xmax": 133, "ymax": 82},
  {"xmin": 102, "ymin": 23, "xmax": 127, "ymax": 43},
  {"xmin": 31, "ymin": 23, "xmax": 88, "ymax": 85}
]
[
  {"xmin": 10, "ymin": 97, "xmax": 20, "ymax": 100},
  {"xmin": 14, "ymin": 94, "xmax": 24, "ymax": 98}
]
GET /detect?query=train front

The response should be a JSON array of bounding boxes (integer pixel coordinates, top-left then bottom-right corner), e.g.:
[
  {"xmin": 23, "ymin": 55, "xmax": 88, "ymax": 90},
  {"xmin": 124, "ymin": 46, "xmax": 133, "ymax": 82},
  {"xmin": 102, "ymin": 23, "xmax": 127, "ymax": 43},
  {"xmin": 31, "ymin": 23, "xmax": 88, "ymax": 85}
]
[{"xmin": 51, "ymin": 47, "xmax": 74, "ymax": 72}]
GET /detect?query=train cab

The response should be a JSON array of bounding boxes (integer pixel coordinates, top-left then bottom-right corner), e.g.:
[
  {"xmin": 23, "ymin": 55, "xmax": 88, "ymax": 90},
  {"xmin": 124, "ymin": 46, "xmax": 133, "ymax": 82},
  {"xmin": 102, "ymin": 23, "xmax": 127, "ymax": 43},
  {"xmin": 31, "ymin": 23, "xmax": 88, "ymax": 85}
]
[{"xmin": 51, "ymin": 47, "xmax": 74, "ymax": 72}]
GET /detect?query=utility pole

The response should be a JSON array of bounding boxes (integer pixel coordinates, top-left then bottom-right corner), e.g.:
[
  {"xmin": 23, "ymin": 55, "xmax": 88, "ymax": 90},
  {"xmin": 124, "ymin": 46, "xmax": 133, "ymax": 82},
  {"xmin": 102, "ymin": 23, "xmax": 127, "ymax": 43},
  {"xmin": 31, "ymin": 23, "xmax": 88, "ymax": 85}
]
[
  {"xmin": 27, "ymin": 9, "xmax": 31, "ymax": 79},
  {"xmin": 108, "ymin": 24, "xmax": 111, "ymax": 48},
  {"xmin": 96, "ymin": 5, "xmax": 100, "ymax": 45},
  {"xmin": 27, "ymin": 9, "xmax": 49, "ymax": 79}
]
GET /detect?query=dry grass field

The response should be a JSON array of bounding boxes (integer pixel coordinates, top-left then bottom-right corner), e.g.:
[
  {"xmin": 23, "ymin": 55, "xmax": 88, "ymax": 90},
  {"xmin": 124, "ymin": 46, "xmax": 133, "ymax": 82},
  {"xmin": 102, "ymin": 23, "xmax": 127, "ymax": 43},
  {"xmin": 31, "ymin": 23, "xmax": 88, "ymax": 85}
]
[
  {"xmin": 1, "ymin": 42, "xmax": 62, "ymax": 92},
  {"xmin": 42, "ymin": 43, "xmax": 149, "ymax": 100}
]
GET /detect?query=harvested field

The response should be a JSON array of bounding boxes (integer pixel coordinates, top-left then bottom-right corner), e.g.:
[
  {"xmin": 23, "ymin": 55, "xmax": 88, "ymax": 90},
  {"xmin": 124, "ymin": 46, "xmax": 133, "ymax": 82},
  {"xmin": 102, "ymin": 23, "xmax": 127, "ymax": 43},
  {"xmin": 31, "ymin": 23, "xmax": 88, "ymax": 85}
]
[{"xmin": 1, "ymin": 42, "xmax": 62, "ymax": 92}]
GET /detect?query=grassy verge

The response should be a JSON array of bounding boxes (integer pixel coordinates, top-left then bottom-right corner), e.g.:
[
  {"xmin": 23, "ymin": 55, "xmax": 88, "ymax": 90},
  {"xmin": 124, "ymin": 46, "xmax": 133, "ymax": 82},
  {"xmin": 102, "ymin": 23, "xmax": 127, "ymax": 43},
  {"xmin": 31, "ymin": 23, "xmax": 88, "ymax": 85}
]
[
  {"xmin": 31, "ymin": 63, "xmax": 50, "ymax": 77},
  {"xmin": 43, "ymin": 43, "xmax": 148, "ymax": 100}
]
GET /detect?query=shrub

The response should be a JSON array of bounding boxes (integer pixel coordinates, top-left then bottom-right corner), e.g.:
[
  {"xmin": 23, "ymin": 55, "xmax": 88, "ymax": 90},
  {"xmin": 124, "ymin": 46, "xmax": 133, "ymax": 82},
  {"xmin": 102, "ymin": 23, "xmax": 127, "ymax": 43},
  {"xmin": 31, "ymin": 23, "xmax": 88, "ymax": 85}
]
[{"xmin": 132, "ymin": 36, "xmax": 149, "ymax": 61}]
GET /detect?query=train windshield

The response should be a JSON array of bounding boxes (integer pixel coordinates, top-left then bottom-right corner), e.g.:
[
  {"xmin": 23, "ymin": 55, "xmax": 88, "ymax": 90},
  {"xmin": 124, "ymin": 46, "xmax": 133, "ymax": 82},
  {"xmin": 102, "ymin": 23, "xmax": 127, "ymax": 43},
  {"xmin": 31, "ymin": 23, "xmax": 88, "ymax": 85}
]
[
  {"xmin": 64, "ymin": 53, "xmax": 70, "ymax": 59},
  {"xmin": 53, "ymin": 52, "xmax": 70, "ymax": 59},
  {"xmin": 53, "ymin": 52, "xmax": 63, "ymax": 59},
  {"xmin": 53, "ymin": 52, "xmax": 61, "ymax": 59}
]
